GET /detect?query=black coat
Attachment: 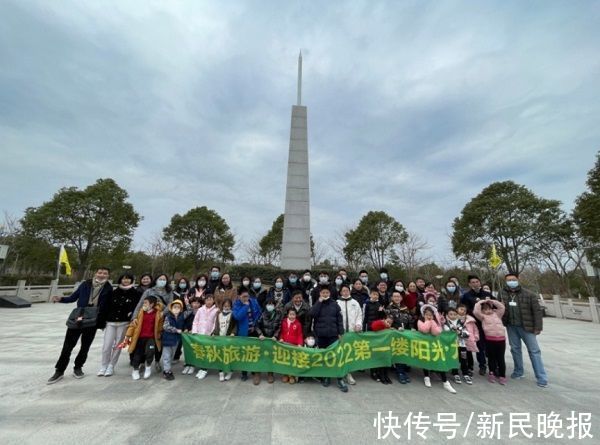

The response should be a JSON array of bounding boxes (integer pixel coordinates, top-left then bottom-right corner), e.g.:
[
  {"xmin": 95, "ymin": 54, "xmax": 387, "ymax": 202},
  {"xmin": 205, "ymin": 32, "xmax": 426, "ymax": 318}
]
[
  {"xmin": 351, "ymin": 289, "xmax": 369, "ymax": 307},
  {"xmin": 105, "ymin": 287, "xmax": 139, "ymax": 322},
  {"xmin": 363, "ymin": 300, "xmax": 385, "ymax": 331},
  {"xmin": 309, "ymin": 298, "xmax": 344, "ymax": 338},
  {"xmin": 310, "ymin": 284, "xmax": 338, "ymax": 306},
  {"xmin": 461, "ymin": 289, "xmax": 494, "ymax": 315}
]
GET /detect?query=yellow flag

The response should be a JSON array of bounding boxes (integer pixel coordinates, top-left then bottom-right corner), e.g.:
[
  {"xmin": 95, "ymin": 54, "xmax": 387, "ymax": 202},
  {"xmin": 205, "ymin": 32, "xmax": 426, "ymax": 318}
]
[
  {"xmin": 59, "ymin": 245, "xmax": 72, "ymax": 276},
  {"xmin": 489, "ymin": 243, "xmax": 502, "ymax": 269}
]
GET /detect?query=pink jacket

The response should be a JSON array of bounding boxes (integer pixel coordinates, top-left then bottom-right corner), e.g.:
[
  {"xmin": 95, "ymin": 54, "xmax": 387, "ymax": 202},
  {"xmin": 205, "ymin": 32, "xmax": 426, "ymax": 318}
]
[
  {"xmin": 463, "ymin": 315, "xmax": 479, "ymax": 352},
  {"xmin": 192, "ymin": 304, "xmax": 218, "ymax": 335},
  {"xmin": 417, "ymin": 319, "xmax": 442, "ymax": 336},
  {"xmin": 473, "ymin": 300, "xmax": 506, "ymax": 340}
]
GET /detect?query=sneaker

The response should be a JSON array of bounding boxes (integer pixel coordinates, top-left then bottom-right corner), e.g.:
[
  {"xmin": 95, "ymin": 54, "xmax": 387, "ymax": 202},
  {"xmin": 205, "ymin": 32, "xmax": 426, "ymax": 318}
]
[
  {"xmin": 97, "ymin": 367, "xmax": 107, "ymax": 376},
  {"xmin": 187, "ymin": 366, "xmax": 196, "ymax": 375},
  {"xmin": 143, "ymin": 366, "xmax": 152, "ymax": 379},
  {"xmin": 443, "ymin": 381, "xmax": 457, "ymax": 394},
  {"xmin": 104, "ymin": 365, "xmax": 114, "ymax": 377},
  {"xmin": 397, "ymin": 372, "xmax": 409, "ymax": 384},
  {"xmin": 537, "ymin": 381, "xmax": 548, "ymax": 388},
  {"xmin": 453, "ymin": 375, "xmax": 462, "ymax": 384},
  {"xmin": 182, "ymin": 366, "xmax": 190, "ymax": 375},
  {"xmin": 73, "ymin": 368, "xmax": 85, "ymax": 379},
  {"xmin": 511, "ymin": 373, "xmax": 524, "ymax": 379},
  {"xmin": 463, "ymin": 375, "xmax": 473, "ymax": 385},
  {"xmin": 488, "ymin": 373, "xmax": 496, "ymax": 383},
  {"xmin": 346, "ymin": 373, "xmax": 356, "ymax": 385},
  {"xmin": 219, "ymin": 372, "xmax": 225, "ymax": 382},
  {"xmin": 47, "ymin": 371, "xmax": 64, "ymax": 385},
  {"xmin": 196, "ymin": 369, "xmax": 208, "ymax": 380},
  {"xmin": 424, "ymin": 377, "xmax": 431, "ymax": 388},
  {"xmin": 321, "ymin": 377, "xmax": 331, "ymax": 387},
  {"xmin": 132, "ymin": 370, "xmax": 140, "ymax": 380},
  {"xmin": 337, "ymin": 378, "xmax": 348, "ymax": 393},
  {"xmin": 498, "ymin": 377, "xmax": 507, "ymax": 385},
  {"xmin": 224, "ymin": 372, "xmax": 233, "ymax": 381},
  {"xmin": 479, "ymin": 367, "xmax": 486, "ymax": 376},
  {"xmin": 163, "ymin": 371, "xmax": 175, "ymax": 381}
]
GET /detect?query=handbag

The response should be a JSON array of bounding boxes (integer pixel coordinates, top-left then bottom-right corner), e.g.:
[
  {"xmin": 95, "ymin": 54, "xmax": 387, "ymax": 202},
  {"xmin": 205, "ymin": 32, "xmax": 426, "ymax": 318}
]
[{"xmin": 66, "ymin": 306, "xmax": 99, "ymax": 329}]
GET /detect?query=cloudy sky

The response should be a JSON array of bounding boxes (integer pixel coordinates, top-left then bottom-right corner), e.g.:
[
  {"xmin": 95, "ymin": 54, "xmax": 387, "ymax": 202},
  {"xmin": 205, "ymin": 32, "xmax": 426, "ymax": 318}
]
[{"xmin": 1, "ymin": 0, "xmax": 599, "ymax": 265}]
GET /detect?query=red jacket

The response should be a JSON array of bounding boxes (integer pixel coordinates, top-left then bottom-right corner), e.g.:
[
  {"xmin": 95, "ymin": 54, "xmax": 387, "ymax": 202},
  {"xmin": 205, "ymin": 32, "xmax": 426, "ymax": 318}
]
[
  {"xmin": 404, "ymin": 292, "xmax": 418, "ymax": 312},
  {"xmin": 279, "ymin": 318, "xmax": 304, "ymax": 346},
  {"xmin": 370, "ymin": 319, "xmax": 390, "ymax": 332}
]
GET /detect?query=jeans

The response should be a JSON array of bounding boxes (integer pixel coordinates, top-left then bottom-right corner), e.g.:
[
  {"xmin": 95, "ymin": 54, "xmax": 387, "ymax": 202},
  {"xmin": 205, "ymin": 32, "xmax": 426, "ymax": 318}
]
[
  {"xmin": 101, "ymin": 321, "xmax": 129, "ymax": 368},
  {"xmin": 507, "ymin": 325, "xmax": 548, "ymax": 384},
  {"xmin": 162, "ymin": 345, "xmax": 176, "ymax": 372},
  {"xmin": 55, "ymin": 327, "xmax": 98, "ymax": 373}
]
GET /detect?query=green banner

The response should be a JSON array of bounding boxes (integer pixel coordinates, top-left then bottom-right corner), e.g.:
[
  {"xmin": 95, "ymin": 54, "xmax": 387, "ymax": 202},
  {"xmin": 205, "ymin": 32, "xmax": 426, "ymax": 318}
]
[{"xmin": 182, "ymin": 330, "xmax": 458, "ymax": 377}]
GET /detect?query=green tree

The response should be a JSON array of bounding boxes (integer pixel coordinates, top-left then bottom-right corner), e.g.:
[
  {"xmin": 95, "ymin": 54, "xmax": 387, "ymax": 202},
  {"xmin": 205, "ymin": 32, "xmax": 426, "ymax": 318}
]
[
  {"xmin": 162, "ymin": 206, "xmax": 235, "ymax": 273},
  {"xmin": 573, "ymin": 151, "xmax": 600, "ymax": 267},
  {"xmin": 259, "ymin": 214, "xmax": 284, "ymax": 264},
  {"xmin": 452, "ymin": 181, "xmax": 563, "ymax": 275},
  {"xmin": 343, "ymin": 211, "xmax": 408, "ymax": 269},
  {"xmin": 20, "ymin": 178, "xmax": 141, "ymax": 279}
]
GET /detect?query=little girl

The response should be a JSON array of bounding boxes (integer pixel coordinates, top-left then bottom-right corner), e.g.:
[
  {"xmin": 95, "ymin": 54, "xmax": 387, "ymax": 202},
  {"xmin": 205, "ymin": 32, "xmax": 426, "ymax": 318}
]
[
  {"xmin": 443, "ymin": 307, "xmax": 471, "ymax": 385},
  {"xmin": 457, "ymin": 304, "xmax": 479, "ymax": 380},
  {"xmin": 192, "ymin": 294, "xmax": 218, "ymax": 380},
  {"xmin": 279, "ymin": 308, "xmax": 304, "ymax": 384},
  {"xmin": 418, "ymin": 304, "xmax": 456, "ymax": 393},
  {"xmin": 474, "ymin": 299, "xmax": 507, "ymax": 384},
  {"xmin": 181, "ymin": 296, "xmax": 202, "ymax": 375},
  {"xmin": 213, "ymin": 299, "xmax": 236, "ymax": 381}
]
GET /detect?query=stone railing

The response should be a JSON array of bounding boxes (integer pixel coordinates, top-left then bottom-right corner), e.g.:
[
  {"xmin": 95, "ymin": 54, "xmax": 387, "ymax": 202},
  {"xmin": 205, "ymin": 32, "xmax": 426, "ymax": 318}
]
[{"xmin": 540, "ymin": 295, "xmax": 600, "ymax": 323}]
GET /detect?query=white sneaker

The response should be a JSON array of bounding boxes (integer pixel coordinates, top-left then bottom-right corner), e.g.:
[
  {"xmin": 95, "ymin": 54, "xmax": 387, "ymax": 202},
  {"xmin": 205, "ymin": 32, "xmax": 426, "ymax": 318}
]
[
  {"xmin": 143, "ymin": 366, "xmax": 152, "ymax": 379},
  {"xmin": 443, "ymin": 381, "xmax": 457, "ymax": 394},
  {"xmin": 224, "ymin": 372, "xmax": 232, "ymax": 381},
  {"xmin": 104, "ymin": 365, "xmax": 114, "ymax": 377},
  {"xmin": 453, "ymin": 375, "xmax": 462, "ymax": 384},
  {"xmin": 424, "ymin": 377, "xmax": 431, "ymax": 388},
  {"xmin": 97, "ymin": 367, "xmax": 107, "ymax": 376},
  {"xmin": 219, "ymin": 372, "xmax": 225, "ymax": 382},
  {"xmin": 187, "ymin": 366, "xmax": 196, "ymax": 375},
  {"xmin": 346, "ymin": 373, "xmax": 356, "ymax": 385},
  {"xmin": 132, "ymin": 370, "xmax": 140, "ymax": 380},
  {"xmin": 196, "ymin": 369, "xmax": 208, "ymax": 380},
  {"xmin": 182, "ymin": 366, "xmax": 190, "ymax": 375}
]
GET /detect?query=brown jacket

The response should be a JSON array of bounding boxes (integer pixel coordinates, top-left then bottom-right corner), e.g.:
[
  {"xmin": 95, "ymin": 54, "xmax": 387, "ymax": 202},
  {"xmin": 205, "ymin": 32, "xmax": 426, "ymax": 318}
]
[
  {"xmin": 214, "ymin": 286, "xmax": 238, "ymax": 308},
  {"xmin": 125, "ymin": 302, "xmax": 164, "ymax": 353}
]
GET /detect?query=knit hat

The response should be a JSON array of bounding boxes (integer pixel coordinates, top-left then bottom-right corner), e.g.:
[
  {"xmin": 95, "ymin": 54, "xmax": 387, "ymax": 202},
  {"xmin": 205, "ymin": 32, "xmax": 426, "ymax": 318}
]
[{"xmin": 420, "ymin": 303, "xmax": 439, "ymax": 317}]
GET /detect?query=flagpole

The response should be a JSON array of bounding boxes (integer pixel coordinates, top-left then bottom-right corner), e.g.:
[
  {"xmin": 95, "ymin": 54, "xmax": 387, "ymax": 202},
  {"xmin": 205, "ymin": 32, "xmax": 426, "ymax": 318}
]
[{"xmin": 56, "ymin": 244, "xmax": 62, "ymax": 284}]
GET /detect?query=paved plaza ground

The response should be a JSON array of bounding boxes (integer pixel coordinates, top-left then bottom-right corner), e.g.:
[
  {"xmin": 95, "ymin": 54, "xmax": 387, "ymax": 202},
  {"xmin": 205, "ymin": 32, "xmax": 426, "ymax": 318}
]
[{"xmin": 0, "ymin": 303, "xmax": 598, "ymax": 444}]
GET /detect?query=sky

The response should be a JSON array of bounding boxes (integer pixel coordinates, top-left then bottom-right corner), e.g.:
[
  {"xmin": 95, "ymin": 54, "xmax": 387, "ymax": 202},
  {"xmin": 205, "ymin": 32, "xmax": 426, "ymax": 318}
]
[{"xmin": 1, "ymin": 0, "xmax": 599, "ymax": 266}]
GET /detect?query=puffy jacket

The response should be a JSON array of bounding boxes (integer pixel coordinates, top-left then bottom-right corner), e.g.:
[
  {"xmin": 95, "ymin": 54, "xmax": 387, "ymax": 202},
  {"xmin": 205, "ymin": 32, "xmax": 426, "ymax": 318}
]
[
  {"xmin": 192, "ymin": 304, "xmax": 218, "ymax": 335},
  {"xmin": 386, "ymin": 303, "xmax": 412, "ymax": 330},
  {"xmin": 337, "ymin": 296, "xmax": 363, "ymax": 333},
  {"xmin": 213, "ymin": 311, "xmax": 236, "ymax": 336},
  {"xmin": 473, "ymin": 300, "xmax": 506, "ymax": 340},
  {"xmin": 363, "ymin": 300, "xmax": 385, "ymax": 331},
  {"xmin": 132, "ymin": 287, "xmax": 173, "ymax": 319},
  {"xmin": 105, "ymin": 286, "xmax": 138, "ymax": 323},
  {"xmin": 283, "ymin": 300, "xmax": 311, "ymax": 337},
  {"xmin": 442, "ymin": 289, "xmax": 461, "ymax": 313},
  {"xmin": 214, "ymin": 286, "xmax": 238, "ymax": 308},
  {"xmin": 417, "ymin": 319, "xmax": 442, "ymax": 336},
  {"xmin": 309, "ymin": 298, "xmax": 344, "ymax": 338},
  {"xmin": 125, "ymin": 301, "xmax": 164, "ymax": 353},
  {"xmin": 280, "ymin": 318, "xmax": 304, "ymax": 346},
  {"xmin": 267, "ymin": 287, "xmax": 291, "ymax": 307},
  {"xmin": 351, "ymin": 289, "xmax": 369, "ymax": 307},
  {"xmin": 310, "ymin": 284, "xmax": 338, "ymax": 306},
  {"xmin": 162, "ymin": 301, "xmax": 191, "ymax": 347},
  {"xmin": 463, "ymin": 315, "xmax": 480, "ymax": 352},
  {"xmin": 256, "ymin": 309, "xmax": 283, "ymax": 338},
  {"xmin": 461, "ymin": 289, "xmax": 494, "ymax": 315},
  {"xmin": 249, "ymin": 287, "xmax": 269, "ymax": 308},
  {"xmin": 232, "ymin": 298, "xmax": 262, "ymax": 336},
  {"xmin": 498, "ymin": 285, "xmax": 543, "ymax": 333}
]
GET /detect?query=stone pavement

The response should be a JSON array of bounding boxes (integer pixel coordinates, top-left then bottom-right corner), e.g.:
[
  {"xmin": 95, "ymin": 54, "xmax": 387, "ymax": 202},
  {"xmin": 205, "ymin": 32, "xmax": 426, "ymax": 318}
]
[{"xmin": 0, "ymin": 303, "xmax": 598, "ymax": 445}]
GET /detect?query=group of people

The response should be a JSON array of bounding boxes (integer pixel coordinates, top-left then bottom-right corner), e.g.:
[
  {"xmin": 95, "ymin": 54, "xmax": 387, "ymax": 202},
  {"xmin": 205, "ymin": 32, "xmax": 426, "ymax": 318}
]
[{"xmin": 47, "ymin": 266, "xmax": 549, "ymax": 393}]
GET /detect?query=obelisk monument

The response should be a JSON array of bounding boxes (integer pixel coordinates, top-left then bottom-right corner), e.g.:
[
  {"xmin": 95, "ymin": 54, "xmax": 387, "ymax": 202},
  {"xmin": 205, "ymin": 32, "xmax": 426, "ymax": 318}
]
[{"xmin": 281, "ymin": 51, "xmax": 311, "ymax": 270}]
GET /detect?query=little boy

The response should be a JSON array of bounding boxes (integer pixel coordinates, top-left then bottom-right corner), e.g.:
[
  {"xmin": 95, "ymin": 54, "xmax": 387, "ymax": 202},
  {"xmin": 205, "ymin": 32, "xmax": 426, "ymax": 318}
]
[
  {"xmin": 125, "ymin": 296, "xmax": 163, "ymax": 380},
  {"xmin": 162, "ymin": 299, "xmax": 192, "ymax": 380}
]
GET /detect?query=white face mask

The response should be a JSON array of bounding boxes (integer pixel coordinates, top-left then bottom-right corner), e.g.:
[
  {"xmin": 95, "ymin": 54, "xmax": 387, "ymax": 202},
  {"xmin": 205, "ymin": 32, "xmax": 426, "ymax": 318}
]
[
  {"xmin": 303, "ymin": 275, "xmax": 311, "ymax": 282},
  {"xmin": 395, "ymin": 285, "xmax": 404, "ymax": 292},
  {"xmin": 198, "ymin": 280, "xmax": 206, "ymax": 287},
  {"xmin": 266, "ymin": 304, "xmax": 275, "ymax": 312},
  {"xmin": 306, "ymin": 338, "xmax": 315, "ymax": 347},
  {"xmin": 156, "ymin": 279, "xmax": 167, "ymax": 288},
  {"xmin": 242, "ymin": 280, "xmax": 250, "ymax": 287}
]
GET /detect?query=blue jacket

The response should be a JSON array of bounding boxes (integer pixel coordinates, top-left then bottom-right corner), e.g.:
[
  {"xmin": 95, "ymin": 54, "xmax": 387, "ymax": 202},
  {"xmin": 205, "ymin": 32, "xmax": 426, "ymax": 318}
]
[
  {"xmin": 162, "ymin": 311, "xmax": 187, "ymax": 347},
  {"xmin": 232, "ymin": 298, "xmax": 261, "ymax": 336}
]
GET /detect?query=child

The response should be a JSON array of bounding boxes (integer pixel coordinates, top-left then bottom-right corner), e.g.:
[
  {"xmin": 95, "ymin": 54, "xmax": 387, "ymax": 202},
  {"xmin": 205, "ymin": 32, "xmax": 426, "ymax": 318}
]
[
  {"xmin": 443, "ymin": 307, "xmax": 471, "ymax": 385},
  {"xmin": 457, "ymin": 304, "xmax": 479, "ymax": 380},
  {"xmin": 370, "ymin": 314, "xmax": 394, "ymax": 385},
  {"xmin": 337, "ymin": 284, "xmax": 362, "ymax": 385},
  {"xmin": 386, "ymin": 290, "xmax": 413, "ymax": 384},
  {"xmin": 161, "ymin": 299, "xmax": 192, "ymax": 380},
  {"xmin": 279, "ymin": 308, "xmax": 304, "ymax": 384},
  {"xmin": 256, "ymin": 296, "xmax": 283, "ymax": 384},
  {"xmin": 213, "ymin": 298, "xmax": 236, "ymax": 381},
  {"xmin": 192, "ymin": 294, "xmax": 218, "ymax": 380},
  {"xmin": 474, "ymin": 299, "xmax": 507, "ymax": 384},
  {"xmin": 124, "ymin": 296, "xmax": 164, "ymax": 380},
  {"xmin": 181, "ymin": 296, "xmax": 202, "ymax": 375},
  {"xmin": 417, "ymin": 304, "xmax": 456, "ymax": 393},
  {"xmin": 363, "ymin": 289, "xmax": 386, "ymax": 382},
  {"xmin": 232, "ymin": 289, "xmax": 262, "ymax": 383}
]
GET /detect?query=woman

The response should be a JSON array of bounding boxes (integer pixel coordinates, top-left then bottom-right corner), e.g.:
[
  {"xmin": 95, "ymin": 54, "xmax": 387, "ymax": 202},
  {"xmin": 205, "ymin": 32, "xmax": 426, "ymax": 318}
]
[
  {"xmin": 249, "ymin": 276, "xmax": 269, "ymax": 308},
  {"xmin": 215, "ymin": 273, "xmax": 237, "ymax": 308},
  {"xmin": 98, "ymin": 273, "xmax": 138, "ymax": 376},
  {"xmin": 136, "ymin": 273, "xmax": 153, "ymax": 297},
  {"xmin": 237, "ymin": 275, "xmax": 251, "ymax": 294},
  {"xmin": 174, "ymin": 276, "xmax": 190, "ymax": 301},
  {"xmin": 190, "ymin": 274, "xmax": 209, "ymax": 304},
  {"xmin": 351, "ymin": 278, "xmax": 369, "ymax": 307},
  {"xmin": 266, "ymin": 275, "xmax": 290, "ymax": 308}
]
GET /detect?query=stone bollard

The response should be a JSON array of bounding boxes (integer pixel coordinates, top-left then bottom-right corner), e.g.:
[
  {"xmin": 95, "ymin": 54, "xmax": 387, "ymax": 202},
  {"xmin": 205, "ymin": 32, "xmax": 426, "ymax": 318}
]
[
  {"xmin": 16, "ymin": 280, "xmax": 26, "ymax": 298},
  {"xmin": 552, "ymin": 295, "xmax": 563, "ymax": 319},
  {"xmin": 590, "ymin": 297, "xmax": 600, "ymax": 324}
]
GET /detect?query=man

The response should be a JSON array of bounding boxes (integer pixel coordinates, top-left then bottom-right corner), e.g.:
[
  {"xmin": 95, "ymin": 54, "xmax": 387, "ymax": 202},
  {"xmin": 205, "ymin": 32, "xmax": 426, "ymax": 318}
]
[
  {"xmin": 338, "ymin": 268, "xmax": 351, "ymax": 286},
  {"xmin": 206, "ymin": 265, "xmax": 221, "ymax": 294},
  {"xmin": 283, "ymin": 291, "xmax": 311, "ymax": 337},
  {"xmin": 461, "ymin": 274, "xmax": 493, "ymax": 375},
  {"xmin": 375, "ymin": 280, "xmax": 391, "ymax": 307},
  {"xmin": 310, "ymin": 271, "xmax": 337, "ymax": 305},
  {"xmin": 415, "ymin": 277, "xmax": 427, "ymax": 299},
  {"xmin": 48, "ymin": 267, "xmax": 113, "ymax": 384},
  {"xmin": 498, "ymin": 273, "xmax": 548, "ymax": 388},
  {"xmin": 378, "ymin": 267, "xmax": 394, "ymax": 289},
  {"xmin": 309, "ymin": 287, "xmax": 347, "ymax": 392},
  {"xmin": 358, "ymin": 270, "xmax": 370, "ymax": 288}
]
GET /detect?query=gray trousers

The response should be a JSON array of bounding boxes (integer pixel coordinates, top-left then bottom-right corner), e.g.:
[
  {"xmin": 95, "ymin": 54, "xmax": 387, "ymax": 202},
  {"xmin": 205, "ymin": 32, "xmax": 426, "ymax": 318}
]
[
  {"xmin": 162, "ymin": 345, "xmax": 176, "ymax": 373},
  {"xmin": 101, "ymin": 321, "xmax": 129, "ymax": 368}
]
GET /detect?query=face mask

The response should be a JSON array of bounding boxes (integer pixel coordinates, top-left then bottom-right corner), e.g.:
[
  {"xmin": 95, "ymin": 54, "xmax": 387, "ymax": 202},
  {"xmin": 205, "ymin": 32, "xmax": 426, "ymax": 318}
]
[
  {"xmin": 94, "ymin": 277, "xmax": 108, "ymax": 284},
  {"xmin": 303, "ymin": 275, "xmax": 311, "ymax": 282},
  {"xmin": 319, "ymin": 277, "xmax": 329, "ymax": 285},
  {"xmin": 179, "ymin": 283, "xmax": 187, "ymax": 290},
  {"xmin": 198, "ymin": 280, "xmax": 206, "ymax": 287},
  {"xmin": 266, "ymin": 304, "xmax": 275, "ymax": 312},
  {"xmin": 306, "ymin": 338, "xmax": 315, "ymax": 347},
  {"xmin": 211, "ymin": 271, "xmax": 220, "ymax": 279},
  {"xmin": 253, "ymin": 282, "xmax": 261, "ymax": 289},
  {"xmin": 380, "ymin": 273, "xmax": 388, "ymax": 280},
  {"xmin": 395, "ymin": 285, "xmax": 404, "ymax": 292},
  {"xmin": 335, "ymin": 278, "xmax": 343, "ymax": 285},
  {"xmin": 242, "ymin": 280, "xmax": 250, "ymax": 287},
  {"xmin": 289, "ymin": 277, "xmax": 297, "ymax": 284},
  {"xmin": 360, "ymin": 276, "xmax": 368, "ymax": 284},
  {"xmin": 507, "ymin": 280, "xmax": 519, "ymax": 289},
  {"xmin": 156, "ymin": 279, "xmax": 167, "ymax": 288},
  {"xmin": 321, "ymin": 295, "xmax": 330, "ymax": 300},
  {"xmin": 171, "ymin": 308, "xmax": 181, "ymax": 316},
  {"xmin": 275, "ymin": 282, "xmax": 283, "ymax": 289},
  {"xmin": 446, "ymin": 286, "xmax": 456, "ymax": 293}
]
